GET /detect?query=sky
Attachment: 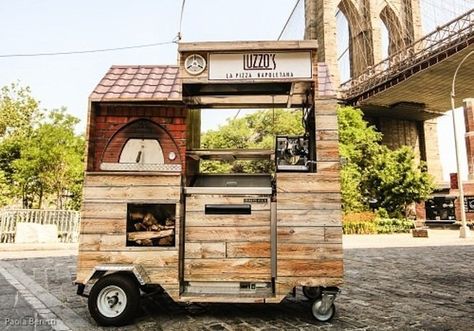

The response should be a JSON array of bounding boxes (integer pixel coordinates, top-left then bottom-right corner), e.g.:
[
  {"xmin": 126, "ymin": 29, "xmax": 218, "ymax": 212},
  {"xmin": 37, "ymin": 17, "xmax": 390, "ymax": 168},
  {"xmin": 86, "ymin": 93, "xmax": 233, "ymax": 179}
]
[
  {"xmin": 0, "ymin": 0, "xmax": 297, "ymax": 131},
  {"xmin": 0, "ymin": 0, "xmax": 471, "ymax": 181}
]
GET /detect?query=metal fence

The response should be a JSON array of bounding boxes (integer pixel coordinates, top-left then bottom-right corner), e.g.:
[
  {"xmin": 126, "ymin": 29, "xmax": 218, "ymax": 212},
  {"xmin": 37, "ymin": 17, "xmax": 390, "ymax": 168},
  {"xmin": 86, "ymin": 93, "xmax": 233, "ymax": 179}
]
[{"xmin": 0, "ymin": 209, "xmax": 81, "ymax": 243}]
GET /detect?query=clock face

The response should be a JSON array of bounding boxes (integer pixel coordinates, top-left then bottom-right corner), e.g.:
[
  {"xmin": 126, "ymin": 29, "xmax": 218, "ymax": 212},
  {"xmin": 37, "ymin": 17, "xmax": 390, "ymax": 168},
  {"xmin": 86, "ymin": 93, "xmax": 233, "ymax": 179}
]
[{"xmin": 184, "ymin": 54, "xmax": 206, "ymax": 75}]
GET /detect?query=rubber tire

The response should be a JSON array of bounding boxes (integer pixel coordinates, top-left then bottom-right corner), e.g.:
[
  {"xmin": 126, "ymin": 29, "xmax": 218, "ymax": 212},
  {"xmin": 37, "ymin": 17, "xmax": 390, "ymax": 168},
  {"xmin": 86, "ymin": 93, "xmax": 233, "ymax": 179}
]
[
  {"xmin": 303, "ymin": 286, "xmax": 322, "ymax": 300},
  {"xmin": 311, "ymin": 300, "xmax": 335, "ymax": 322},
  {"xmin": 88, "ymin": 273, "xmax": 140, "ymax": 326}
]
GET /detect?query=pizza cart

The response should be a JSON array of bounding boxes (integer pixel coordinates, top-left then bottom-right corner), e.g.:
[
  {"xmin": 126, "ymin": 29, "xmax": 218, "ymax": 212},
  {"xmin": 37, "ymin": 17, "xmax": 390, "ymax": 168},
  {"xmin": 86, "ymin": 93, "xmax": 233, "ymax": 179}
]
[{"xmin": 75, "ymin": 40, "xmax": 343, "ymax": 326}]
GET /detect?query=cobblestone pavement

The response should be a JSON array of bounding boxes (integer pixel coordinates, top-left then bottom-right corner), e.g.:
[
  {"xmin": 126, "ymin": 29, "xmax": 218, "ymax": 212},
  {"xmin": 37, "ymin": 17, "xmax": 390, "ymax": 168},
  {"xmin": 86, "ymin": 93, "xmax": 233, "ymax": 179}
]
[{"xmin": 0, "ymin": 245, "xmax": 473, "ymax": 331}]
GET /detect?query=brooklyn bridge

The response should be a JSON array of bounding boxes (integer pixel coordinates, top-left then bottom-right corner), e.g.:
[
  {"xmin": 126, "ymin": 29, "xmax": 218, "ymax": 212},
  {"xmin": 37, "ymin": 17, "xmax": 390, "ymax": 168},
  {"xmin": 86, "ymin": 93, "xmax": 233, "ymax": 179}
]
[{"xmin": 295, "ymin": 0, "xmax": 474, "ymax": 184}]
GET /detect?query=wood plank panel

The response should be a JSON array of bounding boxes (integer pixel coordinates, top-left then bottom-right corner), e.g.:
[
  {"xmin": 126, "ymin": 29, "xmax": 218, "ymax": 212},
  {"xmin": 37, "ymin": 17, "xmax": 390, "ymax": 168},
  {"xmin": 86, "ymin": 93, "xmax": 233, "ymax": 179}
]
[
  {"xmin": 85, "ymin": 174, "xmax": 181, "ymax": 187},
  {"xmin": 185, "ymin": 226, "xmax": 270, "ymax": 242},
  {"xmin": 186, "ymin": 195, "xmax": 271, "ymax": 212},
  {"xmin": 226, "ymin": 242, "xmax": 270, "ymax": 258},
  {"xmin": 277, "ymin": 243, "xmax": 342, "ymax": 260},
  {"xmin": 79, "ymin": 233, "xmax": 125, "ymax": 251},
  {"xmin": 79, "ymin": 218, "xmax": 126, "ymax": 234},
  {"xmin": 276, "ymin": 173, "xmax": 340, "ymax": 193},
  {"xmin": 147, "ymin": 268, "xmax": 180, "ymax": 284},
  {"xmin": 277, "ymin": 226, "xmax": 342, "ymax": 243},
  {"xmin": 186, "ymin": 95, "xmax": 291, "ymax": 106},
  {"xmin": 277, "ymin": 193, "xmax": 341, "ymax": 210},
  {"xmin": 75, "ymin": 268, "xmax": 92, "ymax": 284},
  {"xmin": 185, "ymin": 243, "xmax": 226, "ymax": 259},
  {"xmin": 76, "ymin": 268, "xmax": 179, "ymax": 286},
  {"xmin": 184, "ymin": 258, "xmax": 270, "ymax": 276},
  {"xmin": 314, "ymin": 99, "xmax": 338, "ymax": 115},
  {"xmin": 277, "ymin": 259, "xmax": 343, "ymax": 277},
  {"xmin": 276, "ymin": 276, "xmax": 343, "ymax": 295},
  {"xmin": 277, "ymin": 209, "xmax": 341, "ymax": 226},
  {"xmin": 77, "ymin": 250, "xmax": 178, "ymax": 269},
  {"xmin": 160, "ymin": 284, "xmax": 180, "ymax": 300},
  {"xmin": 316, "ymin": 161, "xmax": 341, "ymax": 173},
  {"xmin": 316, "ymin": 130, "xmax": 339, "ymax": 141},
  {"xmin": 316, "ymin": 140, "xmax": 339, "ymax": 161},
  {"xmin": 178, "ymin": 40, "xmax": 318, "ymax": 52},
  {"xmin": 84, "ymin": 185, "xmax": 180, "ymax": 201},
  {"xmin": 182, "ymin": 273, "xmax": 271, "ymax": 282},
  {"xmin": 315, "ymin": 115, "xmax": 338, "ymax": 130},
  {"xmin": 82, "ymin": 202, "xmax": 127, "ymax": 219},
  {"xmin": 185, "ymin": 211, "xmax": 270, "ymax": 227}
]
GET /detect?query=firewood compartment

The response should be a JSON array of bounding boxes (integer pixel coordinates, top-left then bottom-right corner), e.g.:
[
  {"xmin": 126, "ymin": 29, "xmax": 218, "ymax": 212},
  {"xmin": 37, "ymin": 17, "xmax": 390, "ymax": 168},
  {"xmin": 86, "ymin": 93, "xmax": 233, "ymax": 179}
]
[{"xmin": 126, "ymin": 203, "xmax": 176, "ymax": 247}]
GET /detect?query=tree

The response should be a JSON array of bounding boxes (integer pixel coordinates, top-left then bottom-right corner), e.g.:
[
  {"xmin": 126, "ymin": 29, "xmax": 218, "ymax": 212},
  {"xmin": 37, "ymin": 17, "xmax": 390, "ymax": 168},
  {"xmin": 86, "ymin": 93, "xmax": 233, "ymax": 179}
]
[
  {"xmin": 0, "ymin": 83, "xmax": 39, "ymax": 137},
  {"xmin": 0, "ymin": 84, "xmax": 85, "ymax": 210},
  {"xmin": 12, "ymin": 108, "xmax": 85, "ymax": 209},
  {"xmin": 338, "ymin": 106, "xmax": 434, "ymax": 216},
  {"xmin": 366, "ymin": 146, "xmax": 433, "ymax": 216},
  {"xmin": 0, "ymin": 83, "xmax": 40, "ymax": 206}
]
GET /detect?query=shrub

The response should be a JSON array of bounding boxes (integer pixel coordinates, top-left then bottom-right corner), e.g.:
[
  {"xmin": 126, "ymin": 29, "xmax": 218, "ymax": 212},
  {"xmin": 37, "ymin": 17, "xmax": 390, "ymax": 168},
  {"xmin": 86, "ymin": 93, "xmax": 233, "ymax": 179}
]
[
  {"xmin": 342, "ymin": 211, "xmax": 377, "ymax": 223},
  {"xmin": 342, "ymin": 217, "xmax": 414, "ymax": 234},
  {"xmin": 343, "ymin": 220, "xmax": 377, "ymax": 234}
]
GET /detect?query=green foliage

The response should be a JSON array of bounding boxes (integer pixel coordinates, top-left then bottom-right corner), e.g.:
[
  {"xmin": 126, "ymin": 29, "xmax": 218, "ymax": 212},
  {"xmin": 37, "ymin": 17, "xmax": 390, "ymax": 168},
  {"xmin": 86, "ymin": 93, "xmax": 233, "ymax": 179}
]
[
  {"xmin": 338, "ymin": 106, "xmax": 434, "ymax": 217},
  {"xmin": 366, "ymin": 146, "xmax": 433, "ymax": 215},
  {"xmin": 0, "ymin": 84, "xmax": 84, "ymax": 210},
  {"xmin": 0, "ymin": 83, "xmax": 39, "ymax": 137},
  {"xmin": 340, "ymin": 163, "xmax": 365, "ymax": 212},
  {"xmin": 343, "ymin": 220, "xmax": 377, "ymax": 234},
  {"xmin": 342, "ymin": 211, "xmax": 376, "ymax": 223},
  {"xmin": 343, "ymin": 217, "xmax": 414, "ymax": 234},
  {"xmin": 0, "ymin": 171, "xmax": 13, "ymax": 206},
  {"xmin": 12, "ymin": 109, "xmax": 85, "ymax": 209},
  {"xmin": 201, "ymin": 109, "xmax": 304, "ymax": 173}
]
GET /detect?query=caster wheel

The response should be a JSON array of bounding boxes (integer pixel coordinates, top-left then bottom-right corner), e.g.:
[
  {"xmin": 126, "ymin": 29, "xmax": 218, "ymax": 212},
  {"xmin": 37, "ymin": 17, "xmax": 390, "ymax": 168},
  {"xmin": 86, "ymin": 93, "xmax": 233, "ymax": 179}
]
[
  {"xmin": 311, "ymin": 299, "xmax": 335, "ymax": 322},
  {"xmin": 88, "ymin": 274, "xmax": 140, "ymax": 326},
  {"xmin": 303, "ymin": 286, "xmax": 322, "ymax": 300}
]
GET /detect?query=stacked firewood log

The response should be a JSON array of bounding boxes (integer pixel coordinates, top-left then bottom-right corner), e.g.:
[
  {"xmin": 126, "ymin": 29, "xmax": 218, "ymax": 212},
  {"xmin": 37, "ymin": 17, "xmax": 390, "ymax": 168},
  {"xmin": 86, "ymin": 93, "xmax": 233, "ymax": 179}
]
[{"xmin": 127, "ymin": 211, "xmax": 175, "ymax": 246}]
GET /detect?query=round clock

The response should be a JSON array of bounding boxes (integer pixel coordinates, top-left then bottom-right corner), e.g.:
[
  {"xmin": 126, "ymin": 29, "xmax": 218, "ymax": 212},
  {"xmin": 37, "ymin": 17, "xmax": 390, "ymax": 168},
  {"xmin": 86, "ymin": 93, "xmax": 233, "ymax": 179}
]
[{"xmin": 184, "ymin": 54, "xmax": 206, "ymax": 75}]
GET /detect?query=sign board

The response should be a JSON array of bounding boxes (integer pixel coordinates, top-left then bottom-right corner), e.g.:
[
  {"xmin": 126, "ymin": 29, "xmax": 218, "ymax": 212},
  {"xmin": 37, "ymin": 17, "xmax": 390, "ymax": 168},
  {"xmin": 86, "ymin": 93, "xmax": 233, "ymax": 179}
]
[
  {"xmin": 208, "ymin": 51, "xmax": 312, "ymax": 81},
  {"xmin": 464, "ymin": 196, "xmax": 474, "ymax": 213}
]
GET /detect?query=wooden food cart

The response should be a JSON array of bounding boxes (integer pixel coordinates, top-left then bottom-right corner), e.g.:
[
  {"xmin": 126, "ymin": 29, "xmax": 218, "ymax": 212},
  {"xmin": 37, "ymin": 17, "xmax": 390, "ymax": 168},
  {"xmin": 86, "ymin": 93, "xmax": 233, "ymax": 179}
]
[{"xmin": 76, "ymin": 40, "xmax": 343, "ymax": 326}]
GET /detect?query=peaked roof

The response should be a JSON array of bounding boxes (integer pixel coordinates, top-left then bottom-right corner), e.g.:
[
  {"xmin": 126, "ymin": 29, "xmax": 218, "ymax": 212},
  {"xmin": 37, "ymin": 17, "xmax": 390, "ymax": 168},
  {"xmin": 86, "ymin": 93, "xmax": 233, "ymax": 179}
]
[{"xmin": 90, "ymin": 65, "xmax": 182, "ymax": 102}]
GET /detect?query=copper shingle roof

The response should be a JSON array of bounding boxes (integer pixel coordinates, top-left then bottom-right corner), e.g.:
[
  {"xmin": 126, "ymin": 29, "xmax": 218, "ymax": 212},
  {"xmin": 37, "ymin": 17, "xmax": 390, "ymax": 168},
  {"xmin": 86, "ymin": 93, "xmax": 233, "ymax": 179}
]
[{"xmin": 90, "ymin": 65, "xmax": 182, "ymax": 102}]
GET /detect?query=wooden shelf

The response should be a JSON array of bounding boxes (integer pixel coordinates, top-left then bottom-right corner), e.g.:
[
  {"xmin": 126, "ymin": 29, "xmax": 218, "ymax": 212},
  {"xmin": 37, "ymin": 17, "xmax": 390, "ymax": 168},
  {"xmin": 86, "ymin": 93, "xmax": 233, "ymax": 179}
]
[{"xmin": 186, "ymin": 149, "xmax": 274, "ymax": 161}]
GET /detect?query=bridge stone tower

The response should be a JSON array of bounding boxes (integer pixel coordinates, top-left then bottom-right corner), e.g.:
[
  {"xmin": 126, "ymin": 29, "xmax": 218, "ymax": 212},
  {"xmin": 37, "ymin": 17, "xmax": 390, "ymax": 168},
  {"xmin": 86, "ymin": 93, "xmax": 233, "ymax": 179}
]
[
  {"xmin": 305, "ymin": 0, "xmax": 423, "ymax": 87},
  {"xmin": 305, "ymin": 0, "xmax": 443, "ymax": 182}
]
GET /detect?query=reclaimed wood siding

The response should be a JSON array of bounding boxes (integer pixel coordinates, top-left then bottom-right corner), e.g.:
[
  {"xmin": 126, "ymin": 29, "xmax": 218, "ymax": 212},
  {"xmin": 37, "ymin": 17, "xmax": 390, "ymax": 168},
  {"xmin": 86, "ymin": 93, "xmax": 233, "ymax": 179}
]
[
  {"xmin": 184, "ymin": 194, "xmax": 272, "ymax": 282},
  {"xmin": 76, "ymin": 173, "xmax": 182, "ymax": 298},
  {"xmin": 275, "ymin": 98, "xmax": 344, "ymax": 295}
]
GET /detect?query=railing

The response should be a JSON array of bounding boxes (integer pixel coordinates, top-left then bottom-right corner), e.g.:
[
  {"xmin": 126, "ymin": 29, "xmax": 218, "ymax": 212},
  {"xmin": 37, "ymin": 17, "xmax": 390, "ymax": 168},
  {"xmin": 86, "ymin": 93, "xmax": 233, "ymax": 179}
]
[
  {"xmin": 0, "ymin": 209, "xmax": 81, "ymax": 243},
  {"xmin": 340, "ymin": 8, "xmax": 474, "ymax": 99}
]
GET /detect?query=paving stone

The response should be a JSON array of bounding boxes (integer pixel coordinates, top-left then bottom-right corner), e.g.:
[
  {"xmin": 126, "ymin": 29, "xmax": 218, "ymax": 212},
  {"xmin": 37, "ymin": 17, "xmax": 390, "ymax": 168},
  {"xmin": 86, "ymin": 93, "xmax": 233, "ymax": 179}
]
[{"xmin": 1, "ymin": 245, "xmax": 474, "ymax": 330}]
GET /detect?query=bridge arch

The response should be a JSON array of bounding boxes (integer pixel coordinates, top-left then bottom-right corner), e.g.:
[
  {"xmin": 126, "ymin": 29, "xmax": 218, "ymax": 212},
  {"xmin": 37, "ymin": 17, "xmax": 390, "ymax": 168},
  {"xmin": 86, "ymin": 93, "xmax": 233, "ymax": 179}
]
[
  {"xmin": 379, "ymin": 5, "xmax": 407, "ymax": 56},
  {"xmin": 337, "ymin": 0, "xmax": 373, "ymax": 78}
]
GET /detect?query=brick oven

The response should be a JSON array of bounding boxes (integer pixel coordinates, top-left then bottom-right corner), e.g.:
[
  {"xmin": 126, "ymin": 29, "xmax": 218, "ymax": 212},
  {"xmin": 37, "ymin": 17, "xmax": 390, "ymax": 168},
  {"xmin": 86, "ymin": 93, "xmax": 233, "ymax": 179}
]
[{"xmin": 86, "ymin": 65, "xmax": 186, "ymax": 173}]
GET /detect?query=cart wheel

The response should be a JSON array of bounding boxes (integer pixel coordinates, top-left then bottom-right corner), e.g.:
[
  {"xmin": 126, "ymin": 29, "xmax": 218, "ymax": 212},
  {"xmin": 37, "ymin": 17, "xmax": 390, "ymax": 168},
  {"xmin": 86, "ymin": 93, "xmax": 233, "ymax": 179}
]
[
  {"xmin": 88, "ymin": 273, "xmax": 140, "ymax": 326},
  {"xmin": 311, "ymin": 299, "xmax": 335, "ymax": 322},
  {"xmin": 302, "ymin": 286, "xmax": 322, "ymax": 300}
]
